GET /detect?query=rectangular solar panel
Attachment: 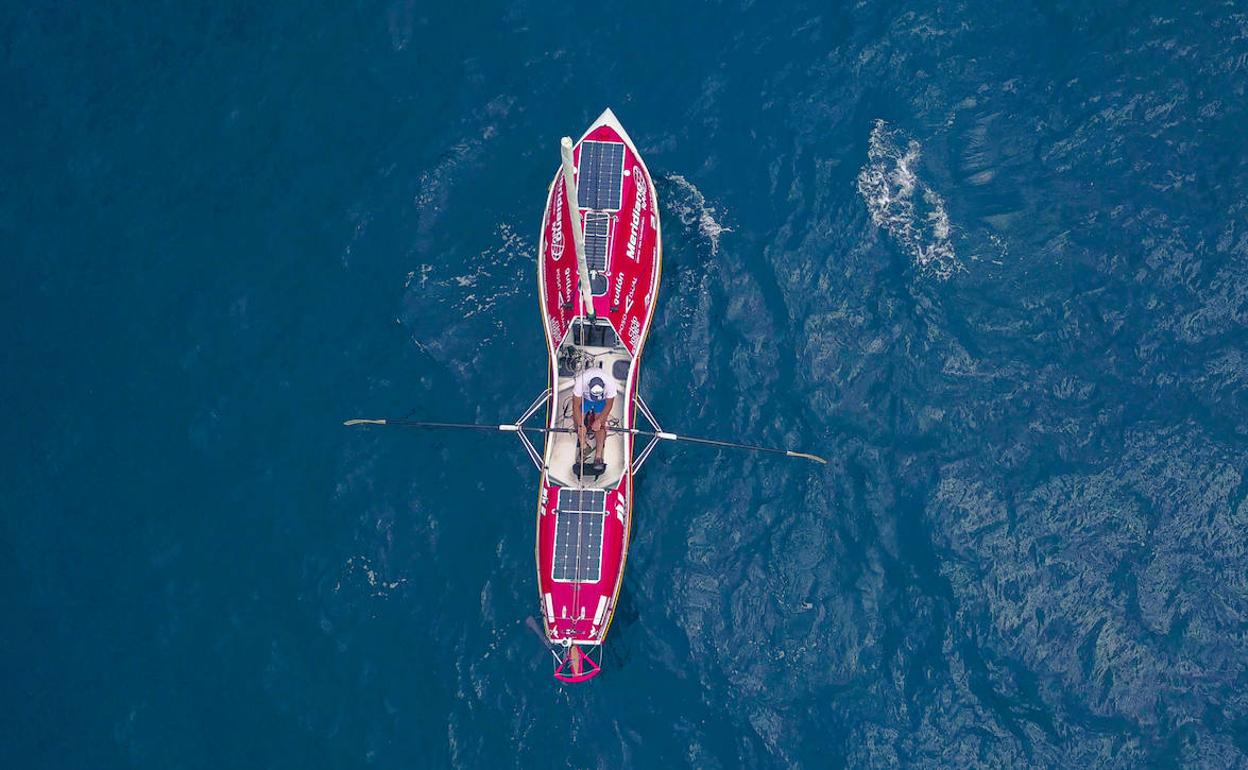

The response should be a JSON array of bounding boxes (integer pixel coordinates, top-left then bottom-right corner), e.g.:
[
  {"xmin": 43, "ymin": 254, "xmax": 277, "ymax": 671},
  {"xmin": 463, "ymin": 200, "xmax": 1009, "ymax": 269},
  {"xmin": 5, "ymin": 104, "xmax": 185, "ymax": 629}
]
[
  {"xmin": 552, "ymin": 489, "xmax": 607, "ymax": 582},
  {"xmin": 552, "ymin": 513, "xmax": 603, "ymax": 582},
  {"xmin": 560, "ymin": 489, "xmax": 606, "ymax": 513},
  {"xmin": 583, "ymin": 212, "xmax": 610, "ymax": 272},
  {"xmin": 578, "ymin": 141, "xmax": 625, "ymax": 211}
]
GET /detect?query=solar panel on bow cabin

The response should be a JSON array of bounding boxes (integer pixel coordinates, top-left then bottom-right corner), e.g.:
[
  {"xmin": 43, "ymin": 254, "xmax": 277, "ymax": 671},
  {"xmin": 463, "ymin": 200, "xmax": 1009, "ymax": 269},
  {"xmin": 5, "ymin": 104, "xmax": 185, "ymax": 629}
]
[
  {"xmin": 583, "ymin": 212, "xmax": 610, "ymax": 272},
  {"xmin": 577, "ymin": 141, "xmax": 625, "ymax": 211}
]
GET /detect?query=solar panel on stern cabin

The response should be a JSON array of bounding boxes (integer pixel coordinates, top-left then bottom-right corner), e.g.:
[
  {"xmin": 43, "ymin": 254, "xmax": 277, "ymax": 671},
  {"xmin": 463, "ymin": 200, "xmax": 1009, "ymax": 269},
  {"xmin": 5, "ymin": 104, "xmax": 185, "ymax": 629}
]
[{"xmin": 552, "ymin": 489, "xmax": 606, "ymax": 583}]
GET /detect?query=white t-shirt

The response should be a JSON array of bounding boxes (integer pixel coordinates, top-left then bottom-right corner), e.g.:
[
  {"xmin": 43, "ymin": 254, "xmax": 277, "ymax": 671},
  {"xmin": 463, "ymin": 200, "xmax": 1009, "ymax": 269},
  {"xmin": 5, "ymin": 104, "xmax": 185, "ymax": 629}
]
[{"xmin": 572, "ymin": 368, "xmax": 618, "ymax": 400}]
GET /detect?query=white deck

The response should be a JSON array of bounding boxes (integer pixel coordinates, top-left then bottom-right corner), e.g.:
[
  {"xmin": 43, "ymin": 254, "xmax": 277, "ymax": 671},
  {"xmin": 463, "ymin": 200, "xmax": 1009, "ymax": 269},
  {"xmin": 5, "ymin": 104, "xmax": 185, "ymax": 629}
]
[{"xmin": 545, "ymin": 347, "xmax": 631, "ymax": 490}]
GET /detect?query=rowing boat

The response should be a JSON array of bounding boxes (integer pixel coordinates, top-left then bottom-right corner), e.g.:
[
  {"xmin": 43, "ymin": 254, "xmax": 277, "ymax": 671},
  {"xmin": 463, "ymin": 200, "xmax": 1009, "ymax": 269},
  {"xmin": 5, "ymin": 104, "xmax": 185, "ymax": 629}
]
[
  {"xmin": 343, "ymin": 108, "xmax": 825, "ymax": 684},
  {"xmin": 533, "ymin": 108, "xmax": 661, "ymax": 681}
]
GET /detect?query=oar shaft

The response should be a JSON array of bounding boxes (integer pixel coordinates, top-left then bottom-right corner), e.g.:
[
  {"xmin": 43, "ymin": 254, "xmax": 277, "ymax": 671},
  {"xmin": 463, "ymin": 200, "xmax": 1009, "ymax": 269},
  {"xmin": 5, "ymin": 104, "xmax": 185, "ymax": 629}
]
[
  {"xmin": 623, "ymin": 427, "xmax": 828, "ymax": 465},
  {"xmin": 343, "ymin": 418, "xmax": 567, "ymax": 437}
]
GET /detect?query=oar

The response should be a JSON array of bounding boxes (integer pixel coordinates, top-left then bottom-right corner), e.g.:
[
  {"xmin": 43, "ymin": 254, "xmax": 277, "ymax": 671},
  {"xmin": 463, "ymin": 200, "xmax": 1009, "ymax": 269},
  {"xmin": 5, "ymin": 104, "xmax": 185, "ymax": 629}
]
[
  {"xmin": 344, "ymin": 418, "xmax": 565, "ymax": 436},
  {"xmin": 345, "ymin": 418, "xmax": 827, "ymax": 465},
  {"xmin": 621, "ymin": 427, "xmax": 828, "ymax": 465},
  {"xmin": 525, "ymin": 616, "xmax": 560, "ymax": 652}
]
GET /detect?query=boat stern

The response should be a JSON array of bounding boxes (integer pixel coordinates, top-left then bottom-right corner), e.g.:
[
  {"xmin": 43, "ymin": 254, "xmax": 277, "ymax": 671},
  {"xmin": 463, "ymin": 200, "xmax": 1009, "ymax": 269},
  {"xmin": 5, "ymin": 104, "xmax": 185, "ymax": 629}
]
[{"xmin": 551, "ymin": 641, "xmax": 603, "ymax": 683}]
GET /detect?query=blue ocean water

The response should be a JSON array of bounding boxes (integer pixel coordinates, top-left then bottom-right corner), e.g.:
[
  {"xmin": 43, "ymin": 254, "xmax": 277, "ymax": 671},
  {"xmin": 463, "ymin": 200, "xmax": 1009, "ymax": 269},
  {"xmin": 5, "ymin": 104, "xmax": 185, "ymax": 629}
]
[{"xmin": 5, "ymin": 1, "xmax": 1248, "ymax": 767}]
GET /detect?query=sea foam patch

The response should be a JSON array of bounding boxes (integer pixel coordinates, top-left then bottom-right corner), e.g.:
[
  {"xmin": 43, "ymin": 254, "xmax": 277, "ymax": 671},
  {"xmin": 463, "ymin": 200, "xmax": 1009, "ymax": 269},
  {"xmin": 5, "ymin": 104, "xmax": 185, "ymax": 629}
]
[
  {"xmin": 666, "ymin": 174, "xmax": 733, "ymax": 256},
  {"xmin": 857, "ymin": 119, "xmax": 961, "ymax": 279}
]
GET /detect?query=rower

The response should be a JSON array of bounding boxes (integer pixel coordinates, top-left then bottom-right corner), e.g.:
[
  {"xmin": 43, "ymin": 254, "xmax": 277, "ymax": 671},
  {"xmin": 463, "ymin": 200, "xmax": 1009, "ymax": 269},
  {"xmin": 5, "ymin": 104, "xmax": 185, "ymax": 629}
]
[{"xmin": 572, "ymin": 367, "xmax": 618, "ymax": 468}]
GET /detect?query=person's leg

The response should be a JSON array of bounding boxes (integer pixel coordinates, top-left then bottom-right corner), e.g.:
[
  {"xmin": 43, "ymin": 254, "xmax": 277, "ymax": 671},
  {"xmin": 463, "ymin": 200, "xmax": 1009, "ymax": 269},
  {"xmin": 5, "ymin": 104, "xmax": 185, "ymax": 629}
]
[
  {"xmin": 592, "ymin": 411, "xmax": 607, "ymax": 462},
  {"xmin": 579, "ymin": 410, "xmax": 595, "ymax": 461},
  {"xmin": 577, "ymin": 406, "xmax": 589, "ymax": 455}
]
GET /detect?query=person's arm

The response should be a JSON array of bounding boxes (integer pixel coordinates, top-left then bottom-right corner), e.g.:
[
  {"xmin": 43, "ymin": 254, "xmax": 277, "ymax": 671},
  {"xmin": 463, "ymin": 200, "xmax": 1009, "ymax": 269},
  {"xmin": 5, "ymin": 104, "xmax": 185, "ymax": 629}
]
[{"xmin": 601, "ymin": 397, "xmax": 615, "ymax": 422}]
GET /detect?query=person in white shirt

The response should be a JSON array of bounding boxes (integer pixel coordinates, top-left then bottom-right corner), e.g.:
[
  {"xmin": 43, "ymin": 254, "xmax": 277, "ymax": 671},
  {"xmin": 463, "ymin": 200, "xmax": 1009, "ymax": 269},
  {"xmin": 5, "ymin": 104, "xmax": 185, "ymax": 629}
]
[{"xmin": 572, "ymin": 367, "xmax": 618, "ymax": 465}]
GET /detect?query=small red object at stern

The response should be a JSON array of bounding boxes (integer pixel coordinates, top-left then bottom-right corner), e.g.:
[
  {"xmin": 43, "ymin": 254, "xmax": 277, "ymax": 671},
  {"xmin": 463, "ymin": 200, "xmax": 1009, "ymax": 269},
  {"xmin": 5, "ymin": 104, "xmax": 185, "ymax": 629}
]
[{"xmin": 551, "ymin": 642, "xmax": 603, "ymax": 683}]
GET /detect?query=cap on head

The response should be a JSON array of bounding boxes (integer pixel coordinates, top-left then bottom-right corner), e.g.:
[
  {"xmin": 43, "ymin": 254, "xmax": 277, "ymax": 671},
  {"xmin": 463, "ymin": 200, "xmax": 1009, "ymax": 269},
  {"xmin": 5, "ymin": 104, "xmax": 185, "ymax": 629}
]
[{"xmin": 588, "ymin": 377, "xmax": 606, "ymax": 399}]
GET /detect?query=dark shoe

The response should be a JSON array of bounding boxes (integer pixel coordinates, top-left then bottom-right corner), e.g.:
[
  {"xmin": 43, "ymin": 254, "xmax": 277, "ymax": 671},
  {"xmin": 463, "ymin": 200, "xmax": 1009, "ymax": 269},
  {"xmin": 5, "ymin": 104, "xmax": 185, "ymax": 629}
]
[{"xmin": 573, "ymin": 459, "xmax": 607, "ymax": 479}]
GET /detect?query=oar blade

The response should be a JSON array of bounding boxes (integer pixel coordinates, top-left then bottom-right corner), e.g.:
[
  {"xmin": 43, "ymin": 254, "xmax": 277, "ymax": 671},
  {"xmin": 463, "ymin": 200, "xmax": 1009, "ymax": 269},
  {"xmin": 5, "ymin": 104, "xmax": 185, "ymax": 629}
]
[{"xmin": 786, "ymin": 450, "xmax": 828, "ymax": 465}]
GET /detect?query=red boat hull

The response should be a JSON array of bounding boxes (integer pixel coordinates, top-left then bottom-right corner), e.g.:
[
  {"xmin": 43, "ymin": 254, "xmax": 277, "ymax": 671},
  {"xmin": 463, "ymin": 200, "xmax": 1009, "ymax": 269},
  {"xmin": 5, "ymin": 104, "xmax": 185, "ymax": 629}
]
[{"xmin": 534, "ymin": 109, "xmax": 661, "ymax": 678}]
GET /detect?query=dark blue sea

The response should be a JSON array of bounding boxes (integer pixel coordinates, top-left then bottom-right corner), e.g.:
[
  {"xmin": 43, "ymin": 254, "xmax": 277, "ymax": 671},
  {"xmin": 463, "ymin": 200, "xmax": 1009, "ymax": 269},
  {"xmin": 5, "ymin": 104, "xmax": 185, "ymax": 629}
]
[{"xmin": 6, "ymin": 2, "xmax": 1248, "ymax": 767}]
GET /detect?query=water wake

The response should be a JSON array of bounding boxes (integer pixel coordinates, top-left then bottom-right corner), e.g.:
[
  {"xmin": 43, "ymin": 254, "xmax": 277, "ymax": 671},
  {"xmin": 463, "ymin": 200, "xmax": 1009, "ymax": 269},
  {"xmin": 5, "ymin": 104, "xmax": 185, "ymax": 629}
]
[
  {"xmin": 857, "ymin": 119, "xmax": 961, "ymax": 279},
  {"xmin": 665, "ymin": 174, "xmax": 733, "ymax": 256}
]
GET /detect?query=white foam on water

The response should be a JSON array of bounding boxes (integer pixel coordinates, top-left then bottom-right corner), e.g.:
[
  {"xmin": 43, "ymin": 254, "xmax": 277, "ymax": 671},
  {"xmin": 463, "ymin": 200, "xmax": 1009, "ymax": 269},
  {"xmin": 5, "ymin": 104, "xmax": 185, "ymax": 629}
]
[
  {"xmin": 451, "ymin": 222, "xmax": 528, "ymax": 320},
  {"xmin": 341, "ymin": 207, "xmax": 372, "ymax": 267},
  {"xmin": 334, "ymin": 555, "xmax": 406, "ymax": 597},
  {"xmin": 398, "ymin": 222, "xmax": 533, "ymax": 369},
  {"xmin": 410, "ymin": 223, "xmax": 528, "ymax": 319},
  {"xmin": 666, "ymin": 174, "xmax": 733, "ymax": 256},
  {"xmin": 857, "ymin": 119, "xmax": 962, "ymax": 279}
]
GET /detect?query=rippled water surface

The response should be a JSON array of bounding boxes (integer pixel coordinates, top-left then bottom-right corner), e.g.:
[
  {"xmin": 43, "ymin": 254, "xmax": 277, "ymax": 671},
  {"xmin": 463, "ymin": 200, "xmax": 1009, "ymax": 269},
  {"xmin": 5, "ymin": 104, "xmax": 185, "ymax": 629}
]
[{"xmin": 7, "ymin": 1, "xmax": 1248, "ymax": 767}]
